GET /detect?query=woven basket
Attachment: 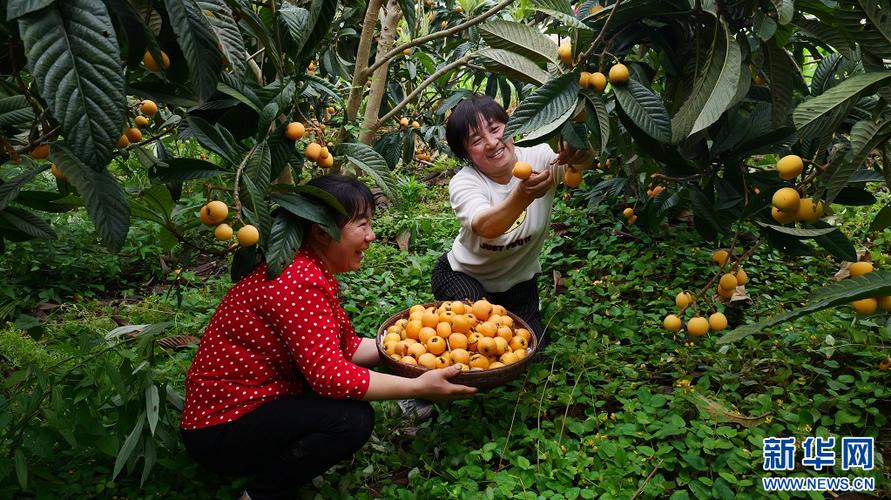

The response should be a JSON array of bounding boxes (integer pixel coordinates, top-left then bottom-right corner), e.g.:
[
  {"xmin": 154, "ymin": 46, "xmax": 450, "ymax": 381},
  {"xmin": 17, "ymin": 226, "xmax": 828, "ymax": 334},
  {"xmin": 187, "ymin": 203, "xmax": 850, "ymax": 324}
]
[{"xmin": 376, "ymin": 301, "xmax": 538, "ymax": 391}]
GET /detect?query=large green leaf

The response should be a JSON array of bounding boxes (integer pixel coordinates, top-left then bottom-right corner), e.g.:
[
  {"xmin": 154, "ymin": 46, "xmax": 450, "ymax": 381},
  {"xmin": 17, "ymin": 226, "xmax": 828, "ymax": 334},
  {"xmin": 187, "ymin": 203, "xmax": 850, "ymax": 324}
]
[
  {"xmin": 869, "ymin": 205, "xmax": 891, "ymax": 232},
  {"xmin": 771, "ymin": 0, "xmax": 794, "ymax": 24},
  {"xmin": 273, "ymin": 192, "xmax": 340, "ymax": 240},
  {"xmin": 840, "ymin": 2, "xmax": 891, "ymax": 59},
  {"xmin": 480, "ymin": 20, "xmax": 558, "ymax": 65},
  {"xmin": 763, "ymin": 38, "xmax": 797, "ymax": 128},
  {"xmin": 504, "ymin": 73, "xmax": 579, "ymax": 140},
  {"xmin": 164, "ymin": 0, "xmax": 224, "ymax": 103},
  {"xmin": 197, "ymin": 0, "xmax": 246, "ymax": 78},
  {"xmin": 278, "ymin": 2, "xmax": 309, "ymax": 50},
  {"xmin": 242, "ymin": 143, "xmax": 272, "ymax": 242},
  {"xmin": 338, "ymin": 143, "xmax": 396, "ymax": 199},
  {"xmin": 614, "ymin": 79, "xmax": 671, "ymax": 143},
  {"xmin": 222, "ymin": 0, "xmax": 282, "ymax": 74},
  {"xmin": 514, "ymin": 103, "xmax": 576, "ymax": 146},
  {"xmin": 266, "ymin": 211, "xmax": 306, "ymax": 279},
  {"xmin": 476, "ymin": 49, "xmax": 550, "ymax": 85},
  {"xmin": 531, "ymin": 0, "xmax": 592, "ymax": 30},
  {"xmin": 152, "ymin": 158, "xmax": 227, "ymax": 183},
  {"xmin": 0, "ymin": 206, "xmax": 55, "ymax": 239},
  {"xmin": 582, "ymin": 91, "xmax": 611, "ymax": 152},
  {"xmin": 809, "ymin": 220, "xmax": 857, "ymax": 261},
  {"xmin": 50, "ymin": 143, "xmax": 130, "ymax": 251},
  {"xmin": 670, "ymin": 21, "xmax": 740, "ymax": 142},
  {"xmin": 0, "ymin": 95, "xmax": 35, "ymax": 127},
  {"xmin": 756, "ymin": 221, "xmax": 838, "ymax": 238},
  {"xmin": 113, "ymin": 413, "xmax": 145, "ymax": 480},
  {"xmin": 298, "ymin": 0, "xmax": 339, "ymax": 62},
  {"xmin": 18, "ymin": 0, "xmax": 126, "ymax": 168},
  {"xmin": 185, "ymin": 116, "xmax": 238, "ymax": 164},
  {"xmin": 810, "ymin": 53, "xmax": 846, "ymax": 96},
  {"xmin": 792, "ymin": 71, "xmax": 891, "ymax": 139},
  {"xmin": 0, "ymin": 163, "xmax": 44, "ymax": 210},
  {"xmin": 6, "ymin": 0, "xmax": 53, "ymax": 20},
  {"xmin": 130, "ymin": 184, "xmax": 174, "ymax": 225},
  {"xmin": 718, "ymin": 270, "xmax": 891, "ymax": 344},
  {"xmin": 823, "ymin": 116, "xmax": 891, "ymax": 203}
]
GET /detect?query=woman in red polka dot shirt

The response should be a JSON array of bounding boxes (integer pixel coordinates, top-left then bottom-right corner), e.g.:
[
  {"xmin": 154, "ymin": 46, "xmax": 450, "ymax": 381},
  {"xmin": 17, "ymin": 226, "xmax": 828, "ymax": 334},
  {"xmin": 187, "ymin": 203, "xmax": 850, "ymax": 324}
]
[{"xmin": 181, "ymin": 175, "xmax": 476, "ymax": 500}]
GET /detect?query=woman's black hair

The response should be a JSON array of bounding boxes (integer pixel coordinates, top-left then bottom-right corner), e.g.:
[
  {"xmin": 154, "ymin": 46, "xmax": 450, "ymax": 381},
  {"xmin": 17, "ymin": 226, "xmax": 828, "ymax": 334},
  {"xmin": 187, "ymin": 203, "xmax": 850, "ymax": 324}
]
[
  {"xmin": 306, "ymin": 174, "xmax": 374, "ymax": 227},
  {"xmin": 445, "ymin": 94, "xmax": 510, "ymax": 160}
]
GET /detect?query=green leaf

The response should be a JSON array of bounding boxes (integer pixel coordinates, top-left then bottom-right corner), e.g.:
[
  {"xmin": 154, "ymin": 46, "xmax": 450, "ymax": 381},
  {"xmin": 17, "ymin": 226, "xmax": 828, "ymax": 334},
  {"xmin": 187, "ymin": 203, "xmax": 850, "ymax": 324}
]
[
  {"xmin": 273, "ymin": 192, "xmax": 340, "ymax": 240},
  {"xmin": 763, "ymin": 38, "xmax": 797, "ymax": 128},
  {"xmin": 755, "ymin": 221, "xmax": 837, "ymax": 238},
  {"xmin": 480, "ymin": 20, "xmax": 558, "ymax": 65},
  {"xmin": 869, "ymin": 204, "xmax": 891, "ymax": 232},
  {"xmin": 197, "ymin": 0, "xmax": 246, "ymax": 78},
  {"xmin": 475, "ymin": 49, "xmax": 550, "ymax": 85},
  {"xmin": 242, "ymin": 143, "xmax": 272, "ymax": 242},
  {"xmin": 810, "ymin": 220, "xmax": 857, "ymax": 262},
  {"xmin": 164, "ymin": 0, "xmax": 224, "ymax": 103},
  {"xmin": 823, "ymin": 116, "xmax": 891, "ymax": 203},
  {"xmin": 298, "ymin": 0, "xmax": 338, "ymax": 62},
  {"xmin": 130, "ymin": 184, "xmax": 174, "ymax": 225},
  {"xmin": 145, "ymin": 384, "xmax": 159, "ymax": 436},
  {"xmin": 614, "ymin": 79, "xmax": 672, "ymax": 143},
  {"xmin": 582, "ymin": 92, "xmax": 611, "ymax": 152},
  {"xmin": 7, "ymin": 0, "xmax": 53, "ymax": 20},
  {"xmin": 532, "ymin": 2, "xmax": 592, "ymax": 30},
  {"xmin": 185, "ymin": 116, "xmax": 238, "ymax": 164},
  {"xmin": 266, "ymin": 210, "xmax": 306, "ymax": 279},
  {"xmin": 50, "ymin": 143, "xmax": 129, "ymax": 251},
  {"xmin": 514, "ymin": 102, "xmax": 575, "ymax": 145},
  {"xmin": 14, "ymin": 448, "xmax": 27, "ymax": 490},
  {"xmin": 0, "ymin": 206, "xmax": 55, "ymax": 239},
  {"xmin": 793, "ymin": 71, "xmax": 891, "ymax": 139},
  {"xmin": 690, "ymin": 187, "xmax": 724, "ymax": 237},
  {"xmin": 396, "ymin": 0, "xmax": 416, "ymax": 37},
  {"xmin": 113, "ymin": 413, "xmax": 145, "ymax": 480},
  {"xmin": 857, "ymin": 0, "xmax": 891, "ymax": 50},
  {"xmin": 718, "ymin": 270, "xmax": 891, "ymax": 343},
  {"xmin": 810, "ymin": 53, "xmax": 846, "ymax": 96},
  {"xmin": 670, "ymin": 21, "xmax": 740, "ymax": 142},
  {"xmin": 771, "ymin": 0, "xmax": 794, "ymax": 24},
  {"xmin": 683, "ymin": 453, "xmax": 708, "ymax": 471},
  {"xmin": 18, "ymin": 0, "xmax": 126, "ymax": 167},
  {"xmin": 140, "ymin": 437, "xmax": 156, "ymax": 486},
  {"xmin": 0, "ymin": 164, "xmax": 45, "ymax": 210},
  {"xmin": 504, "ymin": 73, "xmax": 579, "ymax": 140},
  {"xmin": 152, "ymin": 158, "xmax": 228, "ymax": 183},
  {"xmin": 338, "ymin": 143, "xmax": 396, "ymax": 200},
  {"xmin": 222, "ymin": 0, "xmax": 282, "ymax": 74},
  {"xmin": 279, "ymin": 2, "xmax": 309, "ymax": 49},
  {"xmin": 0, "ymin": 95, "xmax": 35, "ymax": 127}
]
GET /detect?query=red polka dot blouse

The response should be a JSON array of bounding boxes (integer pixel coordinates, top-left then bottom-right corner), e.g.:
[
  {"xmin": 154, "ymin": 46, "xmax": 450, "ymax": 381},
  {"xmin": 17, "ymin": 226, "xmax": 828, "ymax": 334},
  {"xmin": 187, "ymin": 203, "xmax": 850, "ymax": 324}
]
[{"xmin": 181, "ymin": 247, "xmax": 371, "ymax": 430}]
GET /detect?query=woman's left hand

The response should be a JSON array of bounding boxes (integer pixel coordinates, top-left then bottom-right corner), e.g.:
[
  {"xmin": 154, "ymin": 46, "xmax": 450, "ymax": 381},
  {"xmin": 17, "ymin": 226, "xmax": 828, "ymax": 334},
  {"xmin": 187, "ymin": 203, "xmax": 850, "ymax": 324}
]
[{"xmin": 556, "ymin": 139, "xmax": 593, "ymax": 167}]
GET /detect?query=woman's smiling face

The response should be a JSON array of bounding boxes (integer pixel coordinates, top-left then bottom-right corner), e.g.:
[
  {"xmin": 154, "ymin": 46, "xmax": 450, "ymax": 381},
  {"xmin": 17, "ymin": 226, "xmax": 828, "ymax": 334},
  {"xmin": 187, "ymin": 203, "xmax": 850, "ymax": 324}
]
[{"xmin": 463, "ymin": 117, "xmax": 515, "ymax": 182}]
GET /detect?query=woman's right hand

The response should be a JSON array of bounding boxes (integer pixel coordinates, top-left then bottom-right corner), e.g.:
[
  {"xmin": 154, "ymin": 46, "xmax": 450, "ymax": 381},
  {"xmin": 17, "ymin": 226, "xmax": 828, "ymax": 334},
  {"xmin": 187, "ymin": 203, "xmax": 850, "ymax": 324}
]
[
  {"xmin": 413, "ymin": 365, "xmax": 477, "ymax": 401},
  {"xmin": 517, "ymin": 169, "xmax": 553, "ymax": 201}
]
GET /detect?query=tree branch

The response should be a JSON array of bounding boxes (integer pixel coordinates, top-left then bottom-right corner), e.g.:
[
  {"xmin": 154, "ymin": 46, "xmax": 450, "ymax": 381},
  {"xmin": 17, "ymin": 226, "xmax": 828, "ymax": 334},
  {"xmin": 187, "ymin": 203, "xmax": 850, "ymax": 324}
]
[
  {"xmin": 374, "ymin": 53, "xmax": 473, "ymax": 129},
  {"xmin": 364, "ymin": 0, "xmax": 515, "ymax": 76},
  {"xmin": 579, "ymin": 0, "xmax": 623, "ymax": 65}
]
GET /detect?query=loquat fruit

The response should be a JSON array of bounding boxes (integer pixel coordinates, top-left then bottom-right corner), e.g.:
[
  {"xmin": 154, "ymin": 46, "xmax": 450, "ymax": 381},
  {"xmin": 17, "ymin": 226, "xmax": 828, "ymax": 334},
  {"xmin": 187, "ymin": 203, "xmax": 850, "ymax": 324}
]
[{"xmin": 237, "ymin": 225, "xmax": 260, "ymax": 246}]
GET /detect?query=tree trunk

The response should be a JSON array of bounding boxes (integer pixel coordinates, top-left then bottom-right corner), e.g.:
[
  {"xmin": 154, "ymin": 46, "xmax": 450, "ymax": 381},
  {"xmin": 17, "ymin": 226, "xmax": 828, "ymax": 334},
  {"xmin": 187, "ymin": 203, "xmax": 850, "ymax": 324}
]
[
  {"xmin": 359, "ymin": 0, "xmax": 402, "ymax": 145},
  {"xmin": 341, "ymin": 0, "xmax": 386, "ymax": 146}
]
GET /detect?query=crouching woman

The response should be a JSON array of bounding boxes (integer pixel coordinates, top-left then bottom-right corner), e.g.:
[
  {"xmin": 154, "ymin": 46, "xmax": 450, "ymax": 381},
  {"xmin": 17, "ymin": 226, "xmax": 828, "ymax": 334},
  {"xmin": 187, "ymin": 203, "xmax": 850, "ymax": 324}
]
[{"xmin": 180, "ymin": 175, "xmax": 476, "ymax": 500}]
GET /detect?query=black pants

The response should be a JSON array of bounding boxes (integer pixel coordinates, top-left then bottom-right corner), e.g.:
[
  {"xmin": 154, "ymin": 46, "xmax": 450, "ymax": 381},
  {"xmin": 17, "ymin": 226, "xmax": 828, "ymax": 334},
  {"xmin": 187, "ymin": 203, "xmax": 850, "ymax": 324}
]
[
  {"xmin": 181, "ymin": 393, "xmax": 374, "ymax": 500},
  {"xmin": 431, "ymin": 253, "xmax": 545, "ymax": 345}
]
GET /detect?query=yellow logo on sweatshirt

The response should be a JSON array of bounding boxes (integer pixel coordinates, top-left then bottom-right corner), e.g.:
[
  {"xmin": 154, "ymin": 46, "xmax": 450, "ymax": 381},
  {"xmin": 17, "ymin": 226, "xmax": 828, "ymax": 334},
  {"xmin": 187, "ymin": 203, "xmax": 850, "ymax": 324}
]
[{"xmin": 506, "ymin": 210, "xmax": 526, "ymax": 233}]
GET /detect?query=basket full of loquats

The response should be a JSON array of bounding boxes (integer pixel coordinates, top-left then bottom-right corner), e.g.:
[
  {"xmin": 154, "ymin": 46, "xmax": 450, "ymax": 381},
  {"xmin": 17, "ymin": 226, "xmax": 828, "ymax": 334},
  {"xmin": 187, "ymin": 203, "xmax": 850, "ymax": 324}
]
[{"xmin": 376, "ymin": 300, "xmax": 538, "ymax": 390}]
